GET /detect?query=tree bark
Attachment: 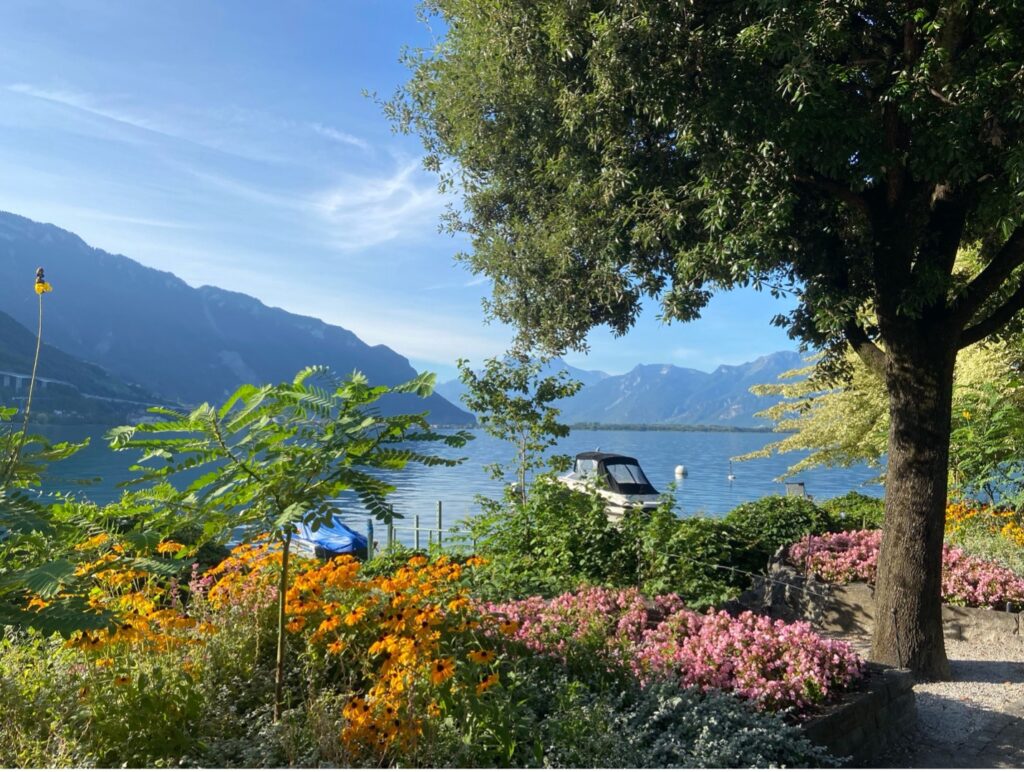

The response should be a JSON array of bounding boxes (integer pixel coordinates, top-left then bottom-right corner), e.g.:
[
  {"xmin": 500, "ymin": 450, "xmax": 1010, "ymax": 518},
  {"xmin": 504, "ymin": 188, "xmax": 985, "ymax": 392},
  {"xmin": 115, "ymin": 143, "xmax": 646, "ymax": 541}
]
[{"xmin": 870, "ymin": 331, "xmax": 955, "ymax": 679}]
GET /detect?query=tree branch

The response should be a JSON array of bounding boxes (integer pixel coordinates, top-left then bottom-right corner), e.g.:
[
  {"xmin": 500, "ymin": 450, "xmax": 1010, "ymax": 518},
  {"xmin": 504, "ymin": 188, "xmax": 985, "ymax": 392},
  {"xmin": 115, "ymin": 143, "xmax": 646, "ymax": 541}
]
[
  {"xmin": 951, "ymin": 224, "xmax": 1024, "ymax": 326},
  {"xmin": 960, "ymin": 276, "xmax": 1024, "ymax": 348},
  {"xmin": 793, "ymin": 174, "xmax": 871, "ymax": 221},
  {"xmin": 844, "ymin": 322, "xmax": 887, "ymax": 376}
]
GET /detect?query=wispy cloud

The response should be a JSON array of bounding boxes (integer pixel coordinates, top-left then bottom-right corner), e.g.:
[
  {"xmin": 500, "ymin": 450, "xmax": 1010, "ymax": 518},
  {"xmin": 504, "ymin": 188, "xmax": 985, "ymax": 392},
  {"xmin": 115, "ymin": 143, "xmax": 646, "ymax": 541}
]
[
  {"xmin": 7, "ymin": 82, "xmax": 291, "ymax": 164},
  {"xmin": 314, "ymin": 161, "xmax": 447, "ymax": 250},
  {"xmin": 309, "ymin": 122, "xmax": 369, "ymax": 151},
  {"xmin": 671, "ymin": 346, "xmax": 702, "ymax": 361},
  {"xmin": 10, "ymin": 82, "xmax": 170, "ymax": 136}
]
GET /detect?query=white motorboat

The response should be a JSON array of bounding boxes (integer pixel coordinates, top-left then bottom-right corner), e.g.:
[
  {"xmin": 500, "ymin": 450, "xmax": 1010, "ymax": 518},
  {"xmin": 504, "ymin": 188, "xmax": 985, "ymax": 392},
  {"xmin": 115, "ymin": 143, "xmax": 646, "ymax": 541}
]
[{"xmin": 558, "ymin": 451, "xmax": 662, "ymax": 521}]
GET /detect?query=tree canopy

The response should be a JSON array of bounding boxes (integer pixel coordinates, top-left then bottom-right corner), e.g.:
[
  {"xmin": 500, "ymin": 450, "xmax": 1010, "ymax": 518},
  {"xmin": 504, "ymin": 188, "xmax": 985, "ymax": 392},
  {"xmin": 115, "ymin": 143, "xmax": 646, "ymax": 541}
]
[{"xmin": 394, "ymin": 0, "xmax": 1024, "ymax": 366}]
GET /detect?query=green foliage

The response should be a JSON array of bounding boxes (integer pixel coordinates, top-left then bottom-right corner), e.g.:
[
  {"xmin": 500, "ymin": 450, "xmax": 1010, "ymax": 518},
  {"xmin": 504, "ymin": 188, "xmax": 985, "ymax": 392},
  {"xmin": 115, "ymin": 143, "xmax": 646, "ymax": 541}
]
[
  {"xmin": 743, "ymin": 338, "xmax": 1024, "ymax": 497},
  {"xmin": 109, "ymin": 367, "xmax": 470, "ymax": 540},
  {"xmin": 466, "ymin": 478, "xmax": 747, "ymax": 608},
  {"xmin": 458, "ymin": 355, "xmax": 581, "ymax": 496},
  {"xmin": 464, "ymin": 476, "xmax": 619, "ymax": 600},
  {"xmin": 724, "ymin": 495, "xmax": 835, "ymax": 574},
  {"xmin": 950, "ymin": 381, "xmax": 1024, "ymax": 508},
  {"xmin": 620, "ymin": 509, "xmax": 741, "ymax": 609},
  {"xmin": 820, "ymin": 492, "xmax": 886, "ymax": 530},
  {"xmin": 738, "ymin": 351, "xmax": 889, "ymax": 477}
]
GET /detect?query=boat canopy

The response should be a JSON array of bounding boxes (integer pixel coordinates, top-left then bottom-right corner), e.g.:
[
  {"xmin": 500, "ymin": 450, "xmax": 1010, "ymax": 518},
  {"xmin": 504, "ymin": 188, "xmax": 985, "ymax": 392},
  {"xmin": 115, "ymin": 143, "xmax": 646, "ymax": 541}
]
[
  {"xmin": 294, "ymin": 516, "xmax": 368, "ymax": 559},
  {"xmin": 571, "ymin": 452, "xmax": 659, "ymax": 496}
]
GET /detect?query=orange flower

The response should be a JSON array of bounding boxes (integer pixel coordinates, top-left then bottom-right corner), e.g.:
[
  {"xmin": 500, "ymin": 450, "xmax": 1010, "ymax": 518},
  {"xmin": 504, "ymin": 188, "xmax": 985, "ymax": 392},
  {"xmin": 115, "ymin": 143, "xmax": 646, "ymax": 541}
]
[
  {"xmin": 114, "ymin": 675, "xmax": 131, "ymax": 687},
  {"xmin": 94, "ymin": 657, "xmax": 114, "ymax": 668},
  {"xmin": 74, "ymin": 533, "xmax": 110, "ymax": 551},
  {"xmin": 327, "ymin": 640, "xmax": 348, "ymax": 655},
  {"xmin": 467, "ymin": 649, "xmax": 496, "ymax": 665},
  {"xmin": 344, "ymin": 606, "xmax": 367, "ymax": 626},
  {"xmin": 447, "ymin": 596, "xmax": 470, "ymax": 613},
  {"xmin": 498, "ymin": 620, "xmax": 520, "ymax": 636},
  {"xmin": 156, "ymin": 540, "xmax": 185, "ymax": 555},
  {"xmin": 286, "ymin": 616, "xmax": 307, "ymax": 633},
  {"xmin": 428, "ymin": 657, "xmax": 455, "ymax": 684},
  {"xmin": 476, "ymin": 672, "xmax": 500, "ymax": 695}
]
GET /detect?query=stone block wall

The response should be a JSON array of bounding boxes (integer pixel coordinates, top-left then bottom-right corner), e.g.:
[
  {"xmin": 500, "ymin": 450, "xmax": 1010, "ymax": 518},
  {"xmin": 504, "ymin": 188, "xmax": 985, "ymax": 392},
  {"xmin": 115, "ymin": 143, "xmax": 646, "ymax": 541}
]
[{"xmin": 801, "ymin": 664, "xmax": 916, "ymax": 767}]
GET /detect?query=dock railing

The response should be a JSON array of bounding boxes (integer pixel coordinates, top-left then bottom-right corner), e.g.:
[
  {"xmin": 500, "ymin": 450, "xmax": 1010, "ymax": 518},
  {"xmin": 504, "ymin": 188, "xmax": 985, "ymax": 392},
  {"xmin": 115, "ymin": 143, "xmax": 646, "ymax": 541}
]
[{"xmin": 330, "ymin": 501, "xmax": 475, "ymax": 560}]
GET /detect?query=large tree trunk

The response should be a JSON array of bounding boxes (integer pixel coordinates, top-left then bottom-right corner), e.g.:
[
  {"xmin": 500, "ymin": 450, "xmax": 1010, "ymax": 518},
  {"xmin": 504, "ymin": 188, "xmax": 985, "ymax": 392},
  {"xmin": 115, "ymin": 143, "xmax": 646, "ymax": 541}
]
[{"xmin": 871, "ymin": 332, "xmax": 956, "ymax": 679}]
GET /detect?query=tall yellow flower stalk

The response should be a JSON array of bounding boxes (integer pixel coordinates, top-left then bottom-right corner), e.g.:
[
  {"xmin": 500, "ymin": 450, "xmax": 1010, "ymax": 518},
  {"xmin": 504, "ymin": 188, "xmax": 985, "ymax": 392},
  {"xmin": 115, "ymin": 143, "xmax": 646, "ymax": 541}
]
[{"xmin": 2, "ymin": 268, "xmax": 52, "ymax": 483}]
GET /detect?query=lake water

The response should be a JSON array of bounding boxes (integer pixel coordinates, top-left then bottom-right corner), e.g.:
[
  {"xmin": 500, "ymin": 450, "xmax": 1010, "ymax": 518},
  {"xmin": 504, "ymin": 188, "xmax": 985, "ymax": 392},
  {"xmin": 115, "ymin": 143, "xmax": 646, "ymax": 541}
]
[{"xmin": 38, "ymin": 426, "xmax": 883, "ymax": 530}]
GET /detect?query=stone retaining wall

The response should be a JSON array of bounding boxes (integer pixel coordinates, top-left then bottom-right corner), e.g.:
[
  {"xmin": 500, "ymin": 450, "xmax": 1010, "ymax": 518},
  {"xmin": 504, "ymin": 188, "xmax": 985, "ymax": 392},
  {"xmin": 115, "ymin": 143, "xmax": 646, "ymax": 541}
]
[
  {"xmin": 743, "ymin": 559, "xmax": 1024, "ymax": 651},
  {"xmin": 801, "ymin": 664, "xmax": 916, "ymax": 767}
]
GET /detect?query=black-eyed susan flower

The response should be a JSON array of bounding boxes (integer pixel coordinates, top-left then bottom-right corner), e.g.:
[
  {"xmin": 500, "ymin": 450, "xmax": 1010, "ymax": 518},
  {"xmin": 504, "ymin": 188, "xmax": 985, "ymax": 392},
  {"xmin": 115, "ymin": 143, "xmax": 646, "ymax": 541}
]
[
  {"xmin": 476, "ymin": 672, "xmax": 500, "ymax": 695},
  {"xmin": 467, "ymin": 648, "xmax": 496, "ymax": 665},
  {"xmin": 429, "ymin": 657, "xmax": 455, "ymax": 684}
]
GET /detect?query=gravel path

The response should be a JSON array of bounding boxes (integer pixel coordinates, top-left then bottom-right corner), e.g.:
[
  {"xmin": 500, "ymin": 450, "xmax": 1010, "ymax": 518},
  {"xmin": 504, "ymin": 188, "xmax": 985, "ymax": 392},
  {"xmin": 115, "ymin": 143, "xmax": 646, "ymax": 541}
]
[{"xmin": 828, "ymin": 634, "xmax": 1024, "ymax": 768}]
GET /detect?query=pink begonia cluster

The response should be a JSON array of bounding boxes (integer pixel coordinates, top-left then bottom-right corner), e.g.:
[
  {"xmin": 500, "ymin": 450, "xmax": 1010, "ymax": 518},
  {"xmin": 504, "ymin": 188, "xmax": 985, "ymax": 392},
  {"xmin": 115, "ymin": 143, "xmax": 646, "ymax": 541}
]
[
  {"xmin": 482, "ymin": 587, "xmax": 863, "ymax": 712},
  {"xmin": 788, "ymin": 529, "xmax": 1024, "ymax": 608}
]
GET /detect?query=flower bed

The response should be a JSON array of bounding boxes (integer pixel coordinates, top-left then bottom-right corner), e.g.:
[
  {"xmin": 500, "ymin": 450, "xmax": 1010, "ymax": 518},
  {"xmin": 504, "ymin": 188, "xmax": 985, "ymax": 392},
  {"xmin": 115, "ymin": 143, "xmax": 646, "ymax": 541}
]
[
  {"xmin": 483, "ymin": 587, "xmax": 864, "ymax": 712},
  {"xmin": 788, "ymin": 529, "xmax": 1024, "ymax": 608}
]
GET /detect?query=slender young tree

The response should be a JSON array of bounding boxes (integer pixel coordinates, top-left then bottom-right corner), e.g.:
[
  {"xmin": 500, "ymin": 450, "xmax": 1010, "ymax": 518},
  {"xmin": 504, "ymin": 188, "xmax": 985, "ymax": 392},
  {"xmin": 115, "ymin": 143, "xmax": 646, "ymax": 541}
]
[
  {"xmin": 390, "ymin": 0, "xmax": 1024, "ymax": 676},
  {"xmin": 458, "ymin": 355, "xmax": 581, "ymax": 499}
]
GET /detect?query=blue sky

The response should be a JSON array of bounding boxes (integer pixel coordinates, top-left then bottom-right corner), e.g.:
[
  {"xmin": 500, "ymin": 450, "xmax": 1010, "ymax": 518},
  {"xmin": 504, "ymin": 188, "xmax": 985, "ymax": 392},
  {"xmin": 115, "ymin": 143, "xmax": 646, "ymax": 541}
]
[{"xmin": 0, "ymin": 0, "xmax": 799, "ymax": 379}]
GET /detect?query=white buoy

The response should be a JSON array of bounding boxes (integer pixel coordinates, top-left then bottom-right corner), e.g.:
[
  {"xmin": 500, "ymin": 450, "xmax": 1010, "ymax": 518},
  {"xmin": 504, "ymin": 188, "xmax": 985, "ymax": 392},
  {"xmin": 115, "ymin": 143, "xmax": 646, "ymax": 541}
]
[{"xmin": 674, "ymin": 465, "xmax": 687, "ymax": 477}]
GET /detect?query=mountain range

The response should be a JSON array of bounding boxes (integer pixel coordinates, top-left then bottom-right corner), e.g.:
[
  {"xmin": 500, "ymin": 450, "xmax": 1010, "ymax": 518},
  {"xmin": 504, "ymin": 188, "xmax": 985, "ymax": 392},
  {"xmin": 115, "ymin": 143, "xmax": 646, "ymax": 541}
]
[
  {"xmin": 438, "ymin": 351, "xmax": 805, "ymax": 428},
  {"xmin": 1, "ymin": 211, "xmax": 801, "ymax": 428},
  {"xmin": 0, "ymin": 211, "xmax": 472, "ymax": 423}
]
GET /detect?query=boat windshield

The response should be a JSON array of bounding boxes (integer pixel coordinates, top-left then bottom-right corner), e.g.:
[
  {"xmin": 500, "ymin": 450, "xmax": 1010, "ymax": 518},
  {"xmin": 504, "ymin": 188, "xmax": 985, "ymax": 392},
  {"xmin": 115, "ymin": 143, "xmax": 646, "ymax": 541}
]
[
  {"xmin": 605, "ymin": 463, "xmax": 652, "ymax": 487},
  {"xmin": 574, "ymin": 458, "xmax": 599, "ymax": 477}
]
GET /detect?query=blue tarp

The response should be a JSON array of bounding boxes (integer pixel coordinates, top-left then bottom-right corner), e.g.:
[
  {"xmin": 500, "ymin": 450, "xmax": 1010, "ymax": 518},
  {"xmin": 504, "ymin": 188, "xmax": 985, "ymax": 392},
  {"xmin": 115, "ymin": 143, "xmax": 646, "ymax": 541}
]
[{"xmin": 293, "ymin": 517, "xmax": 368, "ymax": 557}]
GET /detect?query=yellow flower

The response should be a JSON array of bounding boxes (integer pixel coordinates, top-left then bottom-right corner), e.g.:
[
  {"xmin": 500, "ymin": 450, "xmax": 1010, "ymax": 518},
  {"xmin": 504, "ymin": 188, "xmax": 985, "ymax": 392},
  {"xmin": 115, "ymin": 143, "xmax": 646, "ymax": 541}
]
[
  {"xmin": 476, "ymin": 673, "xmax": 500, "ymax": 695},
  {"xmin": 95, "ymin": 657, "xmax": 114, "ymax": 668},
  {"xmin": 428, "ymin": 657, "xmax": 455, "ymax": 684},
  {"xmin": 962, "ymin": 410, "xmax": 971, "ymax": 420},
  {"xmin": 285, "ymin": 616, "xmax": 307, "ymax": 633},
  {"xmin": 498, "ymin": 620, "xmax": 520, "ymax": 636},
  {"xmin": 467, "ymin": 649, "xmax": 496, "ymax": 665},
  {"xmin": 113, "ymin": 675, "xmax": 131, "ymax": 687},
  {"xmin": 327, "ymin": 640, "xmax": 347, "ymax": 655},
  {"xmin": 156, "ymin": 540, "xmax": 185, "ymax": 555},
  {"xmin": 344, "ymin": 606, "xmax": 367, "ymax": 626},
  {"xmin": 74, "ymin": 533, "xmax": 110, "ymax": 551},
  {"xmin": 465, "ymin": 556, "xmax": 487, "ymax": 568},
  {"xmin": 25, "ymin": 596, "xmax": 49, "ymax": 611}
]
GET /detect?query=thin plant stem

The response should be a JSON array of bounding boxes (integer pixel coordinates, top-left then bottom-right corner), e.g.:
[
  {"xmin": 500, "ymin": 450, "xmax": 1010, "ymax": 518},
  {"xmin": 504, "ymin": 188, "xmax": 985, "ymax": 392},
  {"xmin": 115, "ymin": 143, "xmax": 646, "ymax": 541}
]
[
  {"xmin": 2, "ymin": 292, "xmax": 44, "ymax": 484},
  {"xmin": 273, "ymin": 530, "xmax": 293, "ymax": 721}
]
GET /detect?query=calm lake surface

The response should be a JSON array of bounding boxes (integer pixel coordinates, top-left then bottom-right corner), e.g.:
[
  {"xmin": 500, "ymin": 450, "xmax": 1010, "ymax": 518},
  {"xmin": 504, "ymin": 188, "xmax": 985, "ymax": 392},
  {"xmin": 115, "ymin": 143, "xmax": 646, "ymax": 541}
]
[{"xmin": 39, "ymin": 426, "xmax": 883, "ymax": 529}]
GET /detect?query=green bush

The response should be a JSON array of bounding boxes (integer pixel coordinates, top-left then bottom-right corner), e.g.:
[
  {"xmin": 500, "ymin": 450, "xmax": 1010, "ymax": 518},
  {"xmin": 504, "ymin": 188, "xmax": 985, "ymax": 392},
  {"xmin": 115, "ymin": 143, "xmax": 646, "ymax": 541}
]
[
  {"xmin": 724, "ymin": 495, "xmax": 836, "ymax": 575},
  {"xmin": 464, "ymin": 476, "xmax": 628, "ymax": 600},
  {"xmin": 820, "ymin": 491, "xmax": 886, "ymax": 529},
  {"xmin": 620, "ymin": 510, "xmax": 741, "ymax": 609}
]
